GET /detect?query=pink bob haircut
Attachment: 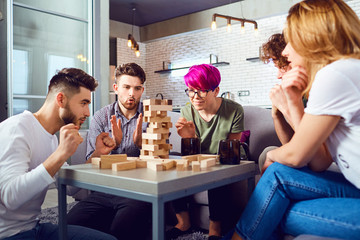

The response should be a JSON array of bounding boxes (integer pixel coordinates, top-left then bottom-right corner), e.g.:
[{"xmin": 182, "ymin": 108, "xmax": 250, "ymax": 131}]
[{"xmin": 184, "ymin": 64, "xmax": 221, "ymax": 91}]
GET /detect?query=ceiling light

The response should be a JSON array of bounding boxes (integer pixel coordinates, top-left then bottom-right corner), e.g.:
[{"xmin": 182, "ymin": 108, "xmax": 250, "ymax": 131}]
[
  {"xmin": 211, "ymin": 13, "xmax": 258, "ymax": 33},
  {"xmin": 226, "ymin": 18, "xmax": 232, "ymax": 33},
  {"xmin": 127, "ymin": 7, "xmax": 140, "ymax": 57}
]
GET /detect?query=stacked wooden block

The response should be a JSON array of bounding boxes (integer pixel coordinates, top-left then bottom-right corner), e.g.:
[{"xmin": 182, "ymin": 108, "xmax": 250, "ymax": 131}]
[
  {"xmin": 180, "ymin": 154, "xmax": 219, "ymax": 172},
  {"xmin": 140, "ymin": 99, "xmax": 173, "ymax": 160}
]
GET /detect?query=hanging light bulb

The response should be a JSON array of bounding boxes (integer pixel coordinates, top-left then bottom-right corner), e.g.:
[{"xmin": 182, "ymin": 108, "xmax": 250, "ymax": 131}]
[
  {"xmin": 226, "ymin": 18, "xmax": 232, "ymax": 33},
  {"xmin": 254, "ymin": 23, "xmax": 259, "ymax": 36},
  {"xmin": 135, "ymin": 44, "xmax": 140, "ymax": 57},
  {"xmin": 240, "ymin": 21, "xmax": 245, "ymax": 34},
  {"xmin": 211, "ymin": 21, "xmax": 217, "ymax": 30}
]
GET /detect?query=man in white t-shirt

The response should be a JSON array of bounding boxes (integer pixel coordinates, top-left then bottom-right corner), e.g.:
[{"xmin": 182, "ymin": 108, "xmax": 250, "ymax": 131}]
[{"xmin": 0, "ymin": 68, "xmax": 116, "ymax": 240}]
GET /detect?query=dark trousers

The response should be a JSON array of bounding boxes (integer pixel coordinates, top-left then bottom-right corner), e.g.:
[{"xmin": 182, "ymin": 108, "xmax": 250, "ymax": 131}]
[
  {"xmin": 67, "ymin": 192, "xmax": 151, "ymax": 240},
  {"xmin": 172, "ymin": 186, "xmax": 231, "ymax": 223}
]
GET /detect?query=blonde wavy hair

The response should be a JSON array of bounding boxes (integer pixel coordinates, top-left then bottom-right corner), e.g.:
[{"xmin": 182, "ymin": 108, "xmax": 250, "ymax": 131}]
[{"xmin": 284, "ymin": 0, "xmax": 360, "ymax": 97}]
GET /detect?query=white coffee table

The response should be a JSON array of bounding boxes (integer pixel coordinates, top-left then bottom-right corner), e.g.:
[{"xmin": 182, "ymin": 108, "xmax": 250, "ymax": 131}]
[{"xmin": 58, "ymin": 161, "xmax": 257, "ymax": 240}]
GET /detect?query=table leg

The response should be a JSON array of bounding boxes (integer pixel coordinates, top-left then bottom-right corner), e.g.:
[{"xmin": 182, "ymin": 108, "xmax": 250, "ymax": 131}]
[
  {"xmin": 58, "ymin": 182, "xmax": 67, "ymax": 240},
  {"xmin": 152, "ymin": 199, "xmax": 165, "ymax": 240}
]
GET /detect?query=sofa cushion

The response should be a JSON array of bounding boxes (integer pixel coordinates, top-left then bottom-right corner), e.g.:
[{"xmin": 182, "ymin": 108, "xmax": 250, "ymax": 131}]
[{"xmin": 243, "ymin": 106, "xmax": 281, "ymax": 163}]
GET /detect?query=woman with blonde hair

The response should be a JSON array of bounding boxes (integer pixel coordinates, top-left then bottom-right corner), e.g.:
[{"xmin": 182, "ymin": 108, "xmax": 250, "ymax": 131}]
[{"xmin": 226, "ymin": 0, "xmax": 360, "ymax": 239}]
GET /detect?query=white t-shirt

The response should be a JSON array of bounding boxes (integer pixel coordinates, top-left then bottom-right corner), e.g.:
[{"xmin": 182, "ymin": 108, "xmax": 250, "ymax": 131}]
[
  {"xmin": 0, "ymin": 111, "xmax": 57, "ymax": 238},
  {"xmin": 305, "ymin": 58, "xmax": 360, "ymax": 189}
]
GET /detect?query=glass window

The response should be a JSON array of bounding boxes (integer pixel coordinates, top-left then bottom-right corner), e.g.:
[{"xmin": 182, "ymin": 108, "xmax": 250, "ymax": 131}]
[
  {"xmin": 47, "ymin": 55, "xmax": 76, "ymax": 87},
  {"xmin": 13, "ymin": 49, "xmax": 29, "ymax": 95},
  {"xmin": 12, "ymin": 2, "xmax": 90, "ymax": 123},
  {"xmin": 14, "ymin": 0, "xmax": 88, "ymax": 20}
]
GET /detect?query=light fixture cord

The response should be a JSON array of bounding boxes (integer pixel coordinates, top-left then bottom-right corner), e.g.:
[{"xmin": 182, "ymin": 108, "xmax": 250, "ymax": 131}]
[{"xmin": 132, "ymin": 7, "xmax": 135, "ymax": 35}]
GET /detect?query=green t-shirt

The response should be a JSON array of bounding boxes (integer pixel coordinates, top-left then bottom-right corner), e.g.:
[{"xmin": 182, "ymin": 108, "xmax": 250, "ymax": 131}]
[{"xmin": 181, "ymin": 98, "xmax": 244, "ymax": 154}]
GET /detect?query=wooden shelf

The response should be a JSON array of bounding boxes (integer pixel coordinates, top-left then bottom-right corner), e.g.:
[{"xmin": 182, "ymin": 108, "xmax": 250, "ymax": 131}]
[
  {"xmin": 246, "ymin": 57, "xmax": 260, "ymax": 62},
  {"xmin": 154, "ymin": 62, "xmax": 230, "ymax": 73}
]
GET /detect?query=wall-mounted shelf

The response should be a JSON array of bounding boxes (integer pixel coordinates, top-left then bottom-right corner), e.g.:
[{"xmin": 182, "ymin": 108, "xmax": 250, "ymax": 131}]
[
  {"xmin": 246, "ymin": 57, "xmax": 260, "ymax": 62},
  {"xmin": 154, "ymin": 62, "xmax": 230, "ymax": 73}
]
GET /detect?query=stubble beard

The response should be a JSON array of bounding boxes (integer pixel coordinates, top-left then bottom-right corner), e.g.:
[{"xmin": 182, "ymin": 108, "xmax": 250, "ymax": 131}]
[
  {"xmin": 61, "ymin": 104, "xmax": 82, "ymax": 127},
  {"xmin": 119, "ymin": 97, "xmax": 139, "ymax": 111}
]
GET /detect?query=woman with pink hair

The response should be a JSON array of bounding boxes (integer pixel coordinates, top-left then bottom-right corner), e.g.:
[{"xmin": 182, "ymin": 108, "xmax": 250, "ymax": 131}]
[{"xmin": 167, "ymin": 64, "xmax": 245, "ymax": 240}]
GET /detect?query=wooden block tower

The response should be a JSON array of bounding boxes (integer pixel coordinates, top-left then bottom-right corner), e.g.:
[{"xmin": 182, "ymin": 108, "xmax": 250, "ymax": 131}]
[{"xmin": 140, "ymin": 99, "xmax": 173, "ymax": 160}]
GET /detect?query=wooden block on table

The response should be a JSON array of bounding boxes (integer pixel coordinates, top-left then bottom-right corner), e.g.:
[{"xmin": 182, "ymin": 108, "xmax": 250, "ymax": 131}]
[
  {"xmin": 175, "ymin": 159, "xmax": 189, "ymax": 168},
  {"xmin": 158, "ymin": 154, "xmax": 169, "ymax": 159},
  {"xmin": 162, "ymin": 159, "xmax": 175, "ymax": 170},
  {"xmin": 147, "ymin": 149, "xmax": 169, "ymax": 156},
  {"xmin": 127, "ymin": 157, "xmax": 140, "ymax": 161},
  {"xmin": 182, "ymin": 155, "xmax": 199, "ymax": 162},
  {"xmin": 143, "ymin": 116, "xmax": 171, "ymax": 123},
  {"xmin": 149, "ymin": 122, "xmax": 173, "ymax": 129},
  {"xmin": 142, "ymin": 138, "xmax": 167, "ymax": 145},
  {"xmin": 192, "ymin": 161, "xmax": 201, "ymax": 172},
  {"xmin": 147, "ymin": 161, "xmax": 164, "ymax": 171},
  {"xmin": 135, "ymin": 159, "xmax": 147, "ymax": 168},
  {"xmin": 100, "ymin": 154, "xmax": 128, "ymax": 169},
  {"xmin": 146, "ymin": 127, "xmax": 170, "ymax": 134},
  {"xmin": 145, "ymin": 104, "xmax": 172, "ymax": 112},
  {"xmin": 142, "ymin": 133, "xmax": 162, "ymax": 140},
  {"xmin": 142, "ymin": 144, "xmax": 160, "ymax": 151},
  {"xmin": 157, "ymin": 111, "xmax": 168, "ymax": 117},
  {"xmin": 139, "ymin": 155, "xmax": 160, "ymax": 160},
  {"xmin": 112, "ymin": 161, "xmax": 136, "ymax": 171},
  {"xmin": 161, "ymin": 99, "xmax": 172, "ymax": 105},
  {"xmin": 143, "ymin": 99, "xmax": 162, "ymax": 106},
  {"xmin": 100, "ymin": 154, "xmax": 127, "ymax": 161},
  {"xmin": 176, "ymin": 163, "xmax": 185, "ymax": 171},
  {"xmin": 198, "ymin": 154, "xmax": 219, "ymax": 162},
  {"xmin": 200, "ymin": 158, "xmax": 216, "ymax": 168},
  {"xmin": 144, "ymin": 111, "xmax": 158, "ymax": 117},
  {"xmin": 159, "ymin": 143, "xmax": 172, "ymax": 151},
  {"xmin": 91, "ymin": 157, "xmax": 101, "ymax": 168}
]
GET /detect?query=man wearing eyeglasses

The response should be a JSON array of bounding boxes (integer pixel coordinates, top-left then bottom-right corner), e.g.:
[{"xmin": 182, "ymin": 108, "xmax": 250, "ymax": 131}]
[{"xmin": 167, "ymin": 64, "xmax": 245, "ymax": 240}]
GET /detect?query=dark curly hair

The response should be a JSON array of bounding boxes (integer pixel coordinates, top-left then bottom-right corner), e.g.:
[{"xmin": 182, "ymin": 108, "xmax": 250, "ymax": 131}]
[{"xmin": 260, "ymin": 33, "xmax": 290, "ymax": 69}]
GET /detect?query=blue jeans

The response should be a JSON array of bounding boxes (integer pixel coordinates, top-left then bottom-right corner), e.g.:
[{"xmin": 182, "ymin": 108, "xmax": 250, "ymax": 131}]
[
  {"xmin": 2, "ymin": 222, "xmax": 117, "ymax": 240},
  {"xmin": 224, "ymin": 162, "xmax": 360, "ymax": 240}
]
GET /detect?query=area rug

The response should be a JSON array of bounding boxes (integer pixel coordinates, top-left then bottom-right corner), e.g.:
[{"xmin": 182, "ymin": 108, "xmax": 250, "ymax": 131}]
[{"xmin": 39, "ymin": 202, "xmax": 208, "ymax": 240}]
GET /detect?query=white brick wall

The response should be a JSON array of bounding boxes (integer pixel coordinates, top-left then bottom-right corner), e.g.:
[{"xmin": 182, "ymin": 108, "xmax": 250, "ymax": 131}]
[{"xmin": 116, "ymin": 0, "xmax": 360, "ymax": 108}]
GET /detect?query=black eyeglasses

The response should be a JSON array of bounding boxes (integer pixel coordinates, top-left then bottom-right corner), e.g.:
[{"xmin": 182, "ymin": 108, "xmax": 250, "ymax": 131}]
[{"xmin": 185, "ymin": 89, "xmax": 212, "ymax": 98}]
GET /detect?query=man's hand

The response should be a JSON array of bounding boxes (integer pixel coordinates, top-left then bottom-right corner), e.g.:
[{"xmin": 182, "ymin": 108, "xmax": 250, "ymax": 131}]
[
  {"xmin": 44, "ymin": 124, "xmax": 84, "ymax": 177},
  {"xmin": 94, "ymin": 132, "xmax": 116, "ymax": 155},
  {"xmin": 133, "ymin": 113, "xmax": 143, "ymax": 148},
  {"xmin": 58, "ymin": 124, "xmax": 83, "ymax": 159},
  {"xmin": 110, "ymin": 115, "xmax": 122, "ymax": 146},
  {"xmin": 175, "ymin": 117, "xmax": 196, "ymax": 138}
]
